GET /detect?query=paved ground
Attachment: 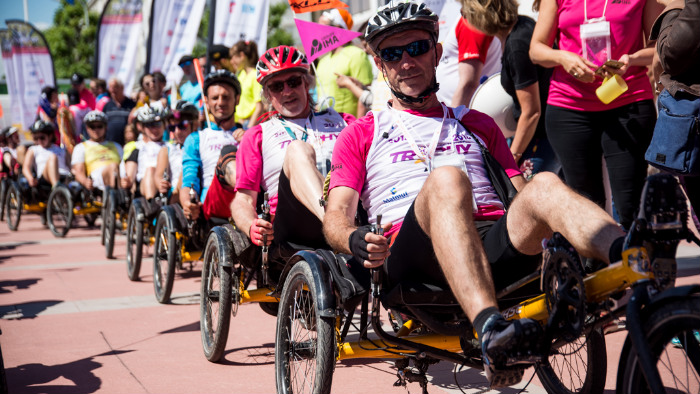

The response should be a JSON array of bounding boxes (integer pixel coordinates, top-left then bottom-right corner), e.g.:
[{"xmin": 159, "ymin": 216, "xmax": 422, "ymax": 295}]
[{"xmin": 1, "ymin": 213, "xmax": 698, "ymax": 394}]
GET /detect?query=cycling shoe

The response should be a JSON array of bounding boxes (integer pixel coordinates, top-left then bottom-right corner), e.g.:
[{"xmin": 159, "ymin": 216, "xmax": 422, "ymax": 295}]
[{"xmin": 481, "ymin": 318, "xmax": 543, "ymax": 388}]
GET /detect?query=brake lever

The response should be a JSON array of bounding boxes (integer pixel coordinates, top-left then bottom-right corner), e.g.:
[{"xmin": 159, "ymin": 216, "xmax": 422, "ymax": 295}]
[
  {"xmin": 371, "ymin": 214, "xmax": 383, "ymax": 298},
  {"xmin": 260, "ymin": 192, "xmax": 271, "ymax": 286}
]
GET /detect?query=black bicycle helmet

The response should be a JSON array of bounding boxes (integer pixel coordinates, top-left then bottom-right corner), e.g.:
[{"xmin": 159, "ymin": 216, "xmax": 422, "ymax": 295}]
[
  {"xmin": 30, "ymin": 119, "xmax": 54, "ymax": 135},
  {"xmin": 173, "ymin": 100, "xmax": 199, "ymax": 121},
  {"xmin": 365, "ymin": 0, "xmax": 439, "ymax": 50},
  {"xmin": 203, "ymin": 69, "xmax": 241, "ymax": 97},
  {"xmin": 84, "ymin": 110, "xmax": 108, "ymax": 124}
]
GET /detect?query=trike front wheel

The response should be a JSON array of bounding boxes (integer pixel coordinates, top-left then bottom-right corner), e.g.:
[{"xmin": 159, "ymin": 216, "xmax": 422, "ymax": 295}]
[{"xmin": 275, "ymin": 259, "xmax": 335, "ymax": 394}]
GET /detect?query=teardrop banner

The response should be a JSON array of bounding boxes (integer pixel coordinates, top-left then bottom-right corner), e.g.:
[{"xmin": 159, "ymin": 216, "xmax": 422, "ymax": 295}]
[{"xmin": 287, "ymin": 0, "xmax": 349, "ymax": 14}]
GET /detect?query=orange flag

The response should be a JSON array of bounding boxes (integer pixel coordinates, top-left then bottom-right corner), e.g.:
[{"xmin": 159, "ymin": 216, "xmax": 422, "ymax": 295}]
[{"xmin": 288, "ymin": 0, "xmax": 348, "ymax": 14}]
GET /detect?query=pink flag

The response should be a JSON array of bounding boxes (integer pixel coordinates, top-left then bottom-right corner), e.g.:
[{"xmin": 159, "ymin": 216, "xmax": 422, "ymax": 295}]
[{"xmin": 295, "ymin": 19, "xmax": 362, "ymax": 62}]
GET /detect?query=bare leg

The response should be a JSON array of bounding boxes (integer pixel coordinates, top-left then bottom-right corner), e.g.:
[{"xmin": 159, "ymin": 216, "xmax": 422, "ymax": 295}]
[
  {"xmin": 413, "ymin": 166, "xmax": 497, "ymax": 321},
  {"xmin": 224, "ymin": 160, "xmax": 236, "ymax": 189},
  {"xmin": 507, "ymin": 171, "xmax": 625, "ymax": 262},
  {"xmin": 43, "ymin": 154, "xmax": 60, "ymax": 186},
  {"xmin": 101, "ymin": 163, "xmax": 119, "ymax": 188},
  {"xmin": 282, "ymin": 141, "xmax": 325, "ymax": 220},
  {"xmin": 140, "ymin": 167, "xmax": 157, "ymax": 199}
]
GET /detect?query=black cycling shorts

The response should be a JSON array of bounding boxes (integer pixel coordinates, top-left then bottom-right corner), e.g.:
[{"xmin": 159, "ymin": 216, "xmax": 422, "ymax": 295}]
[
  {"xmin": 384, "ymin": 202, "xmax": 541, "ymax": 292},
  {"xmin": 273, "ymin": 170, "xmax": 329, "ymax": 250}
]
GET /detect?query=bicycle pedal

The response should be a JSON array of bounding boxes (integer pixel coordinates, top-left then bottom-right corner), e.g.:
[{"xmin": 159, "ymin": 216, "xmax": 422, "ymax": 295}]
[
  {"xmin": 485, "ymin": 366, "xmax": 524, "ymax": 388},
  {"xmin": 639, "ymin": 174, "xmax": 687, "ymax": 232}
]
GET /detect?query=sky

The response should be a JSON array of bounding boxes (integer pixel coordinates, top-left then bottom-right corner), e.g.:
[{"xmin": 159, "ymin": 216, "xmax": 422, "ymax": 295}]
[{"xmin": 0, "ymin": 0, "xmax": 61, "ymax": 31}]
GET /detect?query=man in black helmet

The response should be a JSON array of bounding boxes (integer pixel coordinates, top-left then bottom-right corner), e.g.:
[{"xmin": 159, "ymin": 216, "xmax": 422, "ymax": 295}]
[
  {"xmin": 324, "ymin": 0, "xmax": 631, "ymax": 388},
  {"xmin": 180, "ymin": 69, "xmax": 243, "ymax": 221}
]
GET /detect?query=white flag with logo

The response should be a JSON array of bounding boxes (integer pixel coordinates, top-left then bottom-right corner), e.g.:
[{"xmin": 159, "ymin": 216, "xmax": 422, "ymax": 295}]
[
  {"xmin": 97, "ymin": 0, "xmax": 144, "ymax": 96},
  {"xmin": 213, "ymin": 0, "xmax": 269, "ymax": 50},
  {"xmin": 149, "ymin": 0, "xmax": 205, "ymax": 85},
  {"xmin": 4, "ymin": 20, "xmax": 56, "ymax": 132}
]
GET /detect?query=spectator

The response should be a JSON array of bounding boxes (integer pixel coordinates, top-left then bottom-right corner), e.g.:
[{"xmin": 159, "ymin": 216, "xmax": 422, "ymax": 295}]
[
  {"xmin": 90, "ymin": 78, "xmax": 110, "ymax": 111},
  {"xmin": 435, "ymin": 11, "xmax": 502, "ymax": 107},
  {"xmin": 152, "ymin": 71, "xmax": 169, "ymax": 105},
  {"xmin": 178, "ymin": 55, "xmax": 203, "ymax": 109},
  {"xmin": 103, "ymin": 77, "xmax": 136, "ymax": 146},
  {"xmin": 317, "ymin": 8, "xmax": 374, "ymax": 117},
  {"xmin": 67, "ymin": 88, "xmax": 90, "ymax": 144},
  {"xmin": 210, "ymin": 44, "xmax": 232, "ymax": 72},
  {"xmin": 650, "ymin": 0, "xmax": 700, "ymax": 223},
  {"xmin": 530, "ymin": 0, "xmax": 664, "ymax": 229},
  {"xmin": 1, "ymin": 127, "xmax": 23, "ymax": 176},
  {"xmin": 70, "ymin": 73, "xmax": 96, "ymax": 110},
  {"xmin": 461, "ymin": 0, "xmax": 559, "ymax": 176},
  {"xmin": 36, "ymin": 86, "xmax": 59, "ymax": 138},
  {"xmin": 229, "ymin": 40, "xmax": 263, "ymax": 128}
]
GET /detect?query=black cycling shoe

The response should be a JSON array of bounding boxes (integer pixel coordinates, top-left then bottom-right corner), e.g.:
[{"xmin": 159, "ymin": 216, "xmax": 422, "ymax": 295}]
[{"xmin": 481, "ymin": 318, "xmax": 543, "ymax": 388}]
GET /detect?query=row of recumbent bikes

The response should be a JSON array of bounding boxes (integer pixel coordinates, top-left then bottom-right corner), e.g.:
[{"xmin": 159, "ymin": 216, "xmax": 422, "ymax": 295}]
[{"xmin": 2, "ymin": 150, "xmax": 699, "ymax": 393}]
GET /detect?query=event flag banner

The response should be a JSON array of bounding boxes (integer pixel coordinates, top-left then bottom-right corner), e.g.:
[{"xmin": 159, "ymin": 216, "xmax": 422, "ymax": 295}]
[
  {"xmin": 149, "ymin": 0, "xmax": 205, "ymax": 85},
  {"xmin": 294, "ymin": 19, "xmax": 361, "ymax": 62},
  {"xmin": 287, "ymin": 0, "xmax": 348, "ymax": 14},
  {"xmin": 96, "ymin": 0, "xmax": 143, "ymax": 96},
  {"xmin": 0, "ymin": 29, "xmax": 20, "ymax": 130},
  {"xmin": 4, "ymin": 20, "xmax": 56, "ymax": 132},
  {"xmin": 212, "ymin": 0, "xmax": 269, "ymax": 51}
]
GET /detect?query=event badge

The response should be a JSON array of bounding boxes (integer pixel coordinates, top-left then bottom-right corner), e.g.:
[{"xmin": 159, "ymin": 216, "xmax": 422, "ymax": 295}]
[{"xmin": 580, "ymin": 17, "xmax": 611, "ymax": 66}]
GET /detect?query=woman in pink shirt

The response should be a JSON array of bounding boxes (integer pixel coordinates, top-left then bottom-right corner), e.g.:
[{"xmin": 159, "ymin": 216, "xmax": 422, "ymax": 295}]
[{"xmin": 530, "ymin": 0, "xmax": 664, "ymax": 230}]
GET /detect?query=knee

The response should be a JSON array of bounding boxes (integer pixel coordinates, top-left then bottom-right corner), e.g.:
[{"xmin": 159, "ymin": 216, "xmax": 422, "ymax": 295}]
[
  {"xmin": 284, "ymin": 140, "xmax": 315, "ymax": 164},
  {"xmin": 47, "ymin": 154, "xmax": 58, "ymax": 164},
  {"xmin": 425, "ymin": 166, "xmax": 471, "ymax": 196}
]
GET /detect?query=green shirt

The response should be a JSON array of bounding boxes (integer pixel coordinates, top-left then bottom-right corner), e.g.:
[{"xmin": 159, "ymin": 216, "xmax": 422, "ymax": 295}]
[
  {"xmin": 235, "ymin": 68, "xmax": 263, "ymax": 123},
  {"xmin": 316, "ymin": 45, "xmax": 373, "ymax": 117}
]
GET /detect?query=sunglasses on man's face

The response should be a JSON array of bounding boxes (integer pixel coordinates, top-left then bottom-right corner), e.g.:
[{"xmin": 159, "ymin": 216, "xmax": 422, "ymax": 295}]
[
  {"xmin": 267, "ymin": 75, "xmax": 303, "ymax": 94},
  {"xmin": 144, "ymin": 121, "xmax": 162, "ymax": 129},
  {"xmin": 379, "ymin": 39, "xmax": 433, "ymax": 62},
  {"xmin": 168, "ymin": 120, "xmax": 190, "ymax": 132},
  {"xmin": 87, "ymin": 123, "xmax": 105, "ymax": 130},
  {"xmin": 179, "ymin": 60, "xmax": 193, "ymax": 68}
]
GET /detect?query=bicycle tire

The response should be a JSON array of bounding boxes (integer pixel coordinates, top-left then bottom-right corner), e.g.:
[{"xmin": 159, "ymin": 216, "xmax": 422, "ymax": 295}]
[
  {"xmin": 200, "ymin": 231, "xmax": 233, "ymax": 362},
  {"xmin": 47, "ymin": 184, "xmax": 73, "ymax": 238},
  {"xmin": 536, "ymin": 327, "xmax": 607, "ymax": 394},
  {"xmin": 104, "ymin": 191, "xmax": 117, "ymax": 259},
  {"xmin": 0, "ymin": 178, "xmax": 7, "ymax": 222},
  {"xmin": 275, "ymin": 260, "xmax": 335, "ymax": 394},
  {"xmin": 153, "ymin": 210, "xmax": 177, "ymax": 304},
  {"xmin": 100, "ymin": 189, "xmax": 108, "ymax": 245},
  {"xmin": 126, "ymin": 204, "xmax": 144, "ymax": 281},
  {"xmin": 5, "ymin": 182, "xmax": 21, "ymax": 231},
  {"xmin": 617, "ymin": 296, "xmax": 700, "ymax": 394}
]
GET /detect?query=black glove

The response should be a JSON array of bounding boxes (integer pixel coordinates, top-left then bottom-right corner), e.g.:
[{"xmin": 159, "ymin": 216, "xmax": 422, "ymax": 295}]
[{"xmin": 348, "ymin": 225, "xmax": 373, "ymax": 261}]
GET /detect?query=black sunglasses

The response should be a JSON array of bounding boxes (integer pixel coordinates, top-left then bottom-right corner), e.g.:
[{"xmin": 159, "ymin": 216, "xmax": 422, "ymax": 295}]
[
  {"xmin": 87, "ymin": 123, "xmax": 105, "ymax": 130},
  {"xmin": 267, "ymin": 75, "xmax": 303, "ymax": 93},
  {"xmin": 144, "ymin": 121, "xmax": 162, "ymax": 129},
  {"xmin": 168, "ymin": 120, "xmax": 190, "ymax": 132},
  {"xmin": 379, "ymin": 39, "xmax": 433, "ymax": 62}
]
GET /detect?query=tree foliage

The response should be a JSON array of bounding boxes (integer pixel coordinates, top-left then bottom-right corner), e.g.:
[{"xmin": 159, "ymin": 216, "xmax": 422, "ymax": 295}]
[
  {"xmin": 44, "ymin": 0, "xmax": 99, "ymax": 79},
  {"xmin": 267, "ymin": 2, "xmax": 293, "ymax": 49}
]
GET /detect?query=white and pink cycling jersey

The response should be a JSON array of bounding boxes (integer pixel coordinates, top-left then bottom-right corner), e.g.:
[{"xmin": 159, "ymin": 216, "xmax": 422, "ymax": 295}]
[
  {"xmin": 329, "ymin": 104, "xmax": 521, "ymax": 237},
  {"xmin": 235, "ymin": 108, "xmax": 355, "ymax": 214},
  {"xmin": 136, "ymin": 140, "xmax": 165, "ymax": 182}
]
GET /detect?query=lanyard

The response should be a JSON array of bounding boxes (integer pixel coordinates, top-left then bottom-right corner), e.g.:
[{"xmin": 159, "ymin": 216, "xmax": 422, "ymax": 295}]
[
  {"xmin": 584, "ymin": 0, "xmax": 609, "ymax": 22},
  {"xmin": 391, "ymin": 104, "xmax": 447, "ymax": 168},
  {"xmin": 279, "ymin": 118, "xmax": 309, "ymax": 142}
]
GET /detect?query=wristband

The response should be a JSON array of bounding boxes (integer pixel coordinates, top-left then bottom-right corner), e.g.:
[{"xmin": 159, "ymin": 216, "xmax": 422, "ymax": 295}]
[{"xmin": 348, "ymin": 225, "xmax": 373, "ymax": 261}]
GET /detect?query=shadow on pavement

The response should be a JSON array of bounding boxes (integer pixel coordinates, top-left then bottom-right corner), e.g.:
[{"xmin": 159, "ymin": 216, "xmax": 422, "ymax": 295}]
[
  {"xmin": 0, "ymin": 300, "xmax": 63, "ymax": 319},
  {"xmin": 6, "ymin": 350, "xmax": 132, "ymax": 394},
  {"xmin": 159, "ymin": 321, "xmax": 200, "ymax": 334},
  {"xmin": 221, "ymin": 343, "xmax": 275, "ymax": 366},
  {"xmin": 0, "ymin": 241, "xmax": 38, "ymax": 251},
  {"xmin": 0, "ymin": 279, "xmax": 41, "ymax": 294}
]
